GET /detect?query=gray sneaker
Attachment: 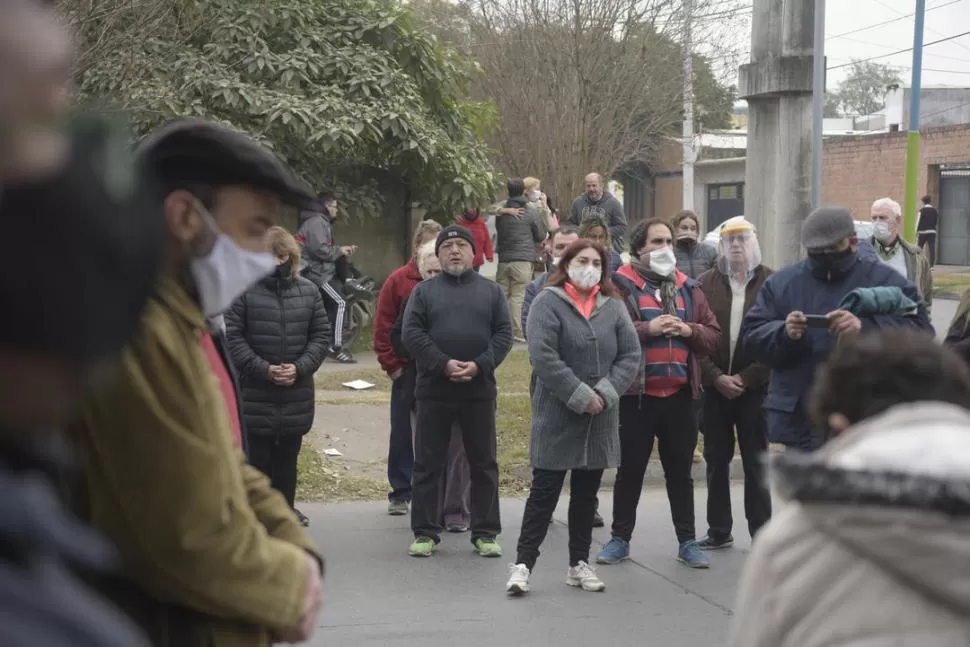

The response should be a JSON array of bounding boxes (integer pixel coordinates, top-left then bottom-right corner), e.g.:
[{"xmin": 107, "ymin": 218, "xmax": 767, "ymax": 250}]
[{"xmin": 388, "ymin": 500, "xmax": 409, "ymax": 516}]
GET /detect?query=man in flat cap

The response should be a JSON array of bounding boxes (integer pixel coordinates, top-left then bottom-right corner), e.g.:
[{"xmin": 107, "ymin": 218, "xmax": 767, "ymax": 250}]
[
  {"xmin": 740, "ymin": 207, "xmax": 932, "ymax": 451},
  {"xmin": 402, "ymin": 225, "xmax": 513, "ymax": 559},
  {"xmin": 73, "ymin": 118, "xmax": 325, "ymax": 647}
]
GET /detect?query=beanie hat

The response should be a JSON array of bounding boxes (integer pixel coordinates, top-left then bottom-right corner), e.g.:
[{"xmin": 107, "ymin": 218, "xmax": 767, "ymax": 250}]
[
  {"xmin": 435, "ymin": 225, "xmax": 476, "ymax": 254},
  {"xmin": 802, "ymin": 206, "xmax": 856, "ymax": 251}
]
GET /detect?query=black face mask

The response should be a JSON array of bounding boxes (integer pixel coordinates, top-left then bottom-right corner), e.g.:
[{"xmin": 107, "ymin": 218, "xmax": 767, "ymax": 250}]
[
  {"xmin": 807, "ymin": 248, "xmax": 856, "ymax": 280},
  {"xmin": 275, "ymin": 259, "xmax": 293, "ymax": 278}
]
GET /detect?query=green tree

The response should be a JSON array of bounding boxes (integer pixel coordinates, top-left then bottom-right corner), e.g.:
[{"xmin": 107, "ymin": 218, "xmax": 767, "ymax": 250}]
[
  {"xmin": 835, "ymin": 60, "xmax": 903, "ymax": 117},
  {"xmin": 824, "ymin": 92, "xmax": 843, "ymax": 118},
  {"xmin": 62, "ymin": 0, "xmax": 498, "ymax": 219}
]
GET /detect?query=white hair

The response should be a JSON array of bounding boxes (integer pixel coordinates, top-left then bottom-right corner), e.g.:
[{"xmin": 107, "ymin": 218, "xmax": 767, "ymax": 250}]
[
  {"xmin": 872, "ymin": 197, "xmax": 902, "ymax": 219},
  {"xmin": 416, "ymin": 240, "xmax": 437, "ymax": 273}
]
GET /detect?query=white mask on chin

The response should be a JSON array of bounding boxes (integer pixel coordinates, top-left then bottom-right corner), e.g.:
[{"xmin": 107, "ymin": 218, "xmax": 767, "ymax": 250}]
[
  {"xmin": 567, "ymin": 265, "xmax": 601, "ymax": 289},
  {"xmin": 189, "ymin": 201, "xmax": 276, "ymax": 317},
  {"xmin": 646, "ymin": 247, "xmax": 677, "ymax": 277},
  {"xmin": 551, "ymin": 256, "xmax": 561, "ymax": 266}
]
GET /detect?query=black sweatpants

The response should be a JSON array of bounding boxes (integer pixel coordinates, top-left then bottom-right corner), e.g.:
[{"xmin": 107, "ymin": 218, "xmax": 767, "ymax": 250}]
[
  {"xmin": 918, "ymin": 232, "xmax": 937, "ymax": 267},
  {"xmin": 516, "ymin": 468, "xmax": 603, "ymax": 570},
  {"xmin": 411, "ymin": 398, "xmax": 500, "ymax": 543},
  {"xmin": 702, "ymin": 387, "xmax": 772, "ymax": 540},
  {"xmin": 611, "ymin": 390, "xmax": 697, "ymax": 544},
  {"xmin": 248, "ymin": 435, "xmax": 303, "ymax": 508},
  {"xmin": 320, "ymin": 279, "xmax": 346, "ymax": 348}
]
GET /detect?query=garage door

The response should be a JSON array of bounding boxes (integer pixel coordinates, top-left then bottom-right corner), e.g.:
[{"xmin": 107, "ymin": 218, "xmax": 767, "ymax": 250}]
[{"xmin": 940, "ymin": 169, "xmax": 970, "ymax": 266}]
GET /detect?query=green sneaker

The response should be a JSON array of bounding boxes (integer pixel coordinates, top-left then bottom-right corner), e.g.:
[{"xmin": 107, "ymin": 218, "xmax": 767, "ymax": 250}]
[
  {"xmin": 473, "ymin": 537, "xmax": 503, "ymax": 558},
  {"xmin": 408, "ymin": 536, "xmax": 436, "ymax": 557}
]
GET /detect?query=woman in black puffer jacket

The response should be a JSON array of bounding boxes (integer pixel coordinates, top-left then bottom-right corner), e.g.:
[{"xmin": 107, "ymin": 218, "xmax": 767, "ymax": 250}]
[{"xmin": 227, "ymin": 226, "xmax": 331, "ymax": 526}]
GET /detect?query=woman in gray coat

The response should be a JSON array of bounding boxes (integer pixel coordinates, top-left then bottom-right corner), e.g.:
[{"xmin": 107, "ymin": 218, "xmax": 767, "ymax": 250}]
[{"xmin": 506, "ymin": 239, "xmax": 640, "ymax": 597}]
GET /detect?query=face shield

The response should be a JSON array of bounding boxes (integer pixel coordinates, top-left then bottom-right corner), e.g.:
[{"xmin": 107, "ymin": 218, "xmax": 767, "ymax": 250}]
[{"xmin": 717, "ymin": 218, "xmax": 761, "ymax": 278}]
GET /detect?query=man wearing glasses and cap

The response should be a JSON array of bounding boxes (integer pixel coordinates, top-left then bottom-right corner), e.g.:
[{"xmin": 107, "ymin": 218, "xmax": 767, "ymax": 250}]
[
  {"xmin": 696, "ymin": 217, "xmax": 773, "ymax": 551},
  {"xmin": 74, "ymin": 118, "xmax": 324, "ymax": 647},
  {"xmin": 741, "ymin": 206, "xmax": 932, "ymax": 452}
]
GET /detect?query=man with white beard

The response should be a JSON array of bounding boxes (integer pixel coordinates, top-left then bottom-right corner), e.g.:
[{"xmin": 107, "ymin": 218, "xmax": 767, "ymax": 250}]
[
  {"xmin": 402, "ymin": 226, "xmax": 513, "ymax": 559},
  {"xmin": 869, "ymin": 197, "xmax": 933, "ymax": 309}
]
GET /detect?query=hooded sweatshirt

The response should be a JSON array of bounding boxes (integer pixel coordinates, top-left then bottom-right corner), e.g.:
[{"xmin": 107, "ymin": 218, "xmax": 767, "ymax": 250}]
[
  {"xmin": 729, "ymin": 401, "xmax": 970, "ymax": 647},
  {"xmin": 567, "ymin": 192, "xmax": 627, "ymax": 253},
  {"xmin": 456, "ymin": 211, "xmax": 494, "ymax": 268},
  {"xmin": 295, "ymin": 201, "xmax": 342, "ymax": 287}
]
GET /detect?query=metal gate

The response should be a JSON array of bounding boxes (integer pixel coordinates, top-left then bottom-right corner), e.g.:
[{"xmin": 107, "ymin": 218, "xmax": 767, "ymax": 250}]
[
  {"xmin": 706, "ymin": 183, "xmax": 745, "ymax": 232},
  {"xmin": 939, "ymin": 168, "xmax": 970, "ymax": 266}
]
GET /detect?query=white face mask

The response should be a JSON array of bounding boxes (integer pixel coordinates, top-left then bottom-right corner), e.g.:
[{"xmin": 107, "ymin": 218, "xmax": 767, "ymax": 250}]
[
  {"xmin": 551, "ymin": 255, "xmax": 561, "ymax": 266},
  {"xmin": 872, "ymin": 221, "xmax": 894, "ymax": 243},
  {"xmin": 189, "ymin": 202, "xmax": 277, "ymax": 317},
  {"xmin": 646, "ymin": 246, "xmax": 677, "ymax": 277},
  {"xmin": 567, "ymin": 264, "xmax": 601, "ymax": 289},
  {"xmin": 527, "ymin": 190, "xmax": 541, "ymax": 202}
]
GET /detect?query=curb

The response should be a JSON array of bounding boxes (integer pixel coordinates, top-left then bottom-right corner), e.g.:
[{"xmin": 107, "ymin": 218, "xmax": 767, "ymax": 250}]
[{"xmin": 512, "ymin": 456, "xmax": 745, "ymax": 488}]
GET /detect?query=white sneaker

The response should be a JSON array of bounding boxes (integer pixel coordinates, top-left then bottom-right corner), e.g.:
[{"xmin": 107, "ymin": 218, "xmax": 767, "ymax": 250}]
[
  {"xmin": 566, "ymin": 561, "xmax": 606, "ymax": 592},
  {"xmin": 506, "ymin": 563, "xmax": 531, "ymax": 596}
]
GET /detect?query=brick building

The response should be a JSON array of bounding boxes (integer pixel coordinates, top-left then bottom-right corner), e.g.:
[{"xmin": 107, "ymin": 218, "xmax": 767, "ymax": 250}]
[{"xmin": 627, "ymin": 123, "xmax": 970, "ymax": 264}]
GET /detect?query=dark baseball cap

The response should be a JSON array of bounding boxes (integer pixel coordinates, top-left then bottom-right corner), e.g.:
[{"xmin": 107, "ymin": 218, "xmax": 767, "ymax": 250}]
[{"xmin": 135, "ymin": 118, "xmax": 315, "ymax": 208}]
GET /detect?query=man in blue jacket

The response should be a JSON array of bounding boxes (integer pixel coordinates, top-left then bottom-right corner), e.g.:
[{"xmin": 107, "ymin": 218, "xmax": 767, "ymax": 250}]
[{"xmin": 741, "ymin": 206, "xmax": 933, "ymax": 450}]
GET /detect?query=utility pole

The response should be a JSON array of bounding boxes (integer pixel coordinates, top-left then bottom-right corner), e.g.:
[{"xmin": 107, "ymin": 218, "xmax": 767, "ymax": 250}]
[
  {"xmin": 682, "ymin": 0, "xmax": 695, "ymax": 213},
  {"xmin": 902, "ymin": 0, "xmax": 926, "ymax": 244},
  {"xmin": 810, "ymin": 0, "xmax": 825, "ymax": 208},
  {"xmin": 739, "ymin": 0, "xmax": 815, "ymax": 268}
]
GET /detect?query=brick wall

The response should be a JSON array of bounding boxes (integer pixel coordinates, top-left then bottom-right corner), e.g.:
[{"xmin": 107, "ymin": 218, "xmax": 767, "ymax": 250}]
[{"xmin": 821, "ymin": 124, "xmax": 970, "ymax": 218}]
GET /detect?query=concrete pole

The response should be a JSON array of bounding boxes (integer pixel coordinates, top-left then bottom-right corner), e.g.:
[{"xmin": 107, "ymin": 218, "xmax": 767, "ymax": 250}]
[
  {"xmin": 682, "ymin": 0, "xmax": 695, "ymax": 213},
  {"xmin": 902, "ymin": 0, "xmax": 926, "ymax": 244},
  {"xmin": 810, "ymin": 0, "xmax": 825, "ymax": 209},
  {"xmin": 740, "ymin": 0, "xmax": 816, "ymax": 269}
]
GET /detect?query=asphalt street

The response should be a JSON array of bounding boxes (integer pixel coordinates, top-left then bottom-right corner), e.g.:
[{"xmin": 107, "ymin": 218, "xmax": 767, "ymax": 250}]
[{"xmin": 303, "ymin": 487, "xmax": 749, "ymax": 646}]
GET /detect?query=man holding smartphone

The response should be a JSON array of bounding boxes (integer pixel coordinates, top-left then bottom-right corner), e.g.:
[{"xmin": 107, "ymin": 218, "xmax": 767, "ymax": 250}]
[{"xmin": 741, "ymin": 207, "xmax": 933, "ymax": 450}]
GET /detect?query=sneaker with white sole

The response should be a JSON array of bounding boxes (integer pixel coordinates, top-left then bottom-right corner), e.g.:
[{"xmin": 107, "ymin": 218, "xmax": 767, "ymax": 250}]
[
  {"xmin": 506, "ymin": 563, "xmax": 531, "ymax": 596},
  {"xmin": 567, "ymin": 561, "xmax": 606, "ymax": 592}
]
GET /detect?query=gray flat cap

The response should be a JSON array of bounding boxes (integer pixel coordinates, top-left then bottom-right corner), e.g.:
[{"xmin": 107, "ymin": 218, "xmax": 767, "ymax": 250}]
[{"xmin": 802, "ymin": 206, "xmax": 856, "ymax": 251}]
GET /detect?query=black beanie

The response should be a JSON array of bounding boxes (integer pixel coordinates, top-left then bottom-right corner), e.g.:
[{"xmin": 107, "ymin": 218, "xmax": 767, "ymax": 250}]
[{"xmin": 435, "ymin": 225, "xmax": 476, "ymax": 254}]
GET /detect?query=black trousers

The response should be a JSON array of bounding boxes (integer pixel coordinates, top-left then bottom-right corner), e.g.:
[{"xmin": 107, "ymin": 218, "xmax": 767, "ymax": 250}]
[
  {"xmin": 918, "ymin": 232, "xmax": 937, "ymax": 267},
  {"xmin": 248, "ymin": 434, "xmax": 303, "ymax": 508},
  {"xmin": 516, "ymin": 468, "xmax": 603, "ymax": 570},
  {"xmin": 702, "ymin": 388, "xmax": 772, "ymax": 541},
  {"xmin": 611, "ymin": 390, "xmax": 697, "ymax": 544},
  {"xmin": 411, "ymin": 398, "xmax": 500, "ymax": 543}
]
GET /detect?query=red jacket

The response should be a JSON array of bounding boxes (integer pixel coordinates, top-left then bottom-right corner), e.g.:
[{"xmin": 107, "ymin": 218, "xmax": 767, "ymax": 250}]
[
  {"xmin": 374, "ymin": 259, "xmax": 423, "ymax": 376},
  {"xmin": 456, "ymin": 212, "xmax": 494, "ymax": 269}
]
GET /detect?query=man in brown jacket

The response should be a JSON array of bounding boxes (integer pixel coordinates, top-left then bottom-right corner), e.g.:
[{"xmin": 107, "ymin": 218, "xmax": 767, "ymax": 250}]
[
  {"xmin": 75, "ymin": 119, "xmax": 324, "ymax": 647},
  {"xmin": 696, "ymin": 216, "xmax": 773, "ymax": 550}
]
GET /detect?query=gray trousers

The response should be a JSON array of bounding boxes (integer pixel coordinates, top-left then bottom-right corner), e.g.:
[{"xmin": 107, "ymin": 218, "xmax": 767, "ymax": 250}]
[{"xmin": 411, "ymin": 412, "xmax": 471, "ymax": 527}]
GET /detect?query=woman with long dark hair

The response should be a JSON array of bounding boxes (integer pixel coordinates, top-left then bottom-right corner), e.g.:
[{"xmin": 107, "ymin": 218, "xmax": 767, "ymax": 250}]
[{"xmin": 506, "ymin": 239, "xmax": 641, "ymax": 596}]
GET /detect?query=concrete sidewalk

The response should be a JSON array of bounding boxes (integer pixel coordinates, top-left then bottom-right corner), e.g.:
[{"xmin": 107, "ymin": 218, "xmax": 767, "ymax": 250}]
[{"xmin": 302, "ymin": 486, "xmax": 748, "ymax": 646}]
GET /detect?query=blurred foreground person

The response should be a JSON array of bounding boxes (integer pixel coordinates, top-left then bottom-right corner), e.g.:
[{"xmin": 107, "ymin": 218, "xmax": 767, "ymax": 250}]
[
  {"xmin": 697, "ymin": 217, "xmax": 773, "ymax": 549},
  {"xmin": 0, "ymin": 3, "xmax": 161, "ymax": 645},
  {"xmin": 741, "ymin": 206, "xmax": 932, "ymax": 451},
  {"xmin": 227, "ymin": 227, "xmax": 330, "ymax": 527},
  {"xmin": 74, "ymin": 119, "xmax": 324, "ymax": 647},
  {"xmin": 391, "ymin": 242, "xmax": 471, "ymax": 532},
  {"xmin": 729, "ymin": 330, "xmax": 970, "ymax": 647},
  {"xmin": 507, "ymin": 239, "xmax": 640, "ymax": 596}
]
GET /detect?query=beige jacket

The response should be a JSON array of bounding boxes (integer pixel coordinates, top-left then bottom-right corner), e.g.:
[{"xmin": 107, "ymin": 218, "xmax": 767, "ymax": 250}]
[
  {"xmin": 871, "ymin": 235, "xmax": 934, "ymax": 309},
  {"xmin": 729, "ymin": 402, "xmax": 970, "ymax": 647}
]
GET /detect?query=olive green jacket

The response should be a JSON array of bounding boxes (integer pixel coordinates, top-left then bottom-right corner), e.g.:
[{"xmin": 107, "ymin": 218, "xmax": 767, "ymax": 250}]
[
  {"xmin": 870, "ymin": 235, "xmax": 934, "ymax": 311},
  {"xmin": 77, "ymin": 277, "xmax": 318, "ymax": 647}
]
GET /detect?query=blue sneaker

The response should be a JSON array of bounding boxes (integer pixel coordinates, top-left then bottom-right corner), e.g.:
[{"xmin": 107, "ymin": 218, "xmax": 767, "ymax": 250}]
[
  {"xmin": 677, "ymin": 540, "xmax": 710, "ymax": 569},
  {"xmin": 595, "ymin": 536, "xmax": 630, "ymax": 564}
]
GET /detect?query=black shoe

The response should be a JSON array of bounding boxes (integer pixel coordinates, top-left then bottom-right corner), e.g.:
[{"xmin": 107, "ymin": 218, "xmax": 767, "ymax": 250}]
[
  {"xmin": 697, "ymin": 534, "xmax": 734, "ymax": 550},
  {"xmin": 295, "ymin": 508, "xmax": 310, "ymax": 527},
  {"xmin": 593, "ymin": 511, "xmax": 605, "ymax": 528},
  {"xmin": 330, "ymin": 347, "xmax": 357, "ymax": 364}
]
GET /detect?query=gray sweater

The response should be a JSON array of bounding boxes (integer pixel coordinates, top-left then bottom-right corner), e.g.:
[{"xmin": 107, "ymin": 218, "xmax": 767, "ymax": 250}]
[
  {"xmin": 495, "ymin": 195, "xmax": 547, "ymax": 263},
  {"xmin": 674, "ymin": 241, "xmax": 718, "ymax": 279},
  {"xmin": 525, "ymin": 287, "xmax": 641, "ymax": 470},
  {"xmin": 402, "ymin": 269, "xmax": 513, "ymax": 401},
  {"xmin": 567, "ymin": 193, "xmax": 627, "ymax": 253}
]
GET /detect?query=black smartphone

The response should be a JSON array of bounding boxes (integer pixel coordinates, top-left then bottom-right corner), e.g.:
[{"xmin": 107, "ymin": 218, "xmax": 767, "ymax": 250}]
[{"xmin": 803, "ymin": 314, "xmax": 830, "ymax": 328}]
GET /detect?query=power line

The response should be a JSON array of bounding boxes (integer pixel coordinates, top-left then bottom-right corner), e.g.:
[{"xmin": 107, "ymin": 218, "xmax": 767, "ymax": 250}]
[
  {"xmin": 869, "ymin": 0, "xmax": 970, "ymax": 53},
  {"xmin": 826, "ymin": 0, "xmax": 963, "ymax": 41},
  {"xmin": 826, "ymin": 30, "xmax": 970, "ymax": 71},
  {"xmin": 836, "ymin": 34, "xmax": 970, "ymax": 63}
]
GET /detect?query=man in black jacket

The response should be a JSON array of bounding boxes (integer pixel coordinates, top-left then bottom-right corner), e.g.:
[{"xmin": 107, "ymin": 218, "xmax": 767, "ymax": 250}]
[
  {"xmin": 402, "ymin": 226, "xmax": 514, "ymax": 559},
  {"xmin": 918, "ymin": 194, "xmax": 939, "ymax": 267}
]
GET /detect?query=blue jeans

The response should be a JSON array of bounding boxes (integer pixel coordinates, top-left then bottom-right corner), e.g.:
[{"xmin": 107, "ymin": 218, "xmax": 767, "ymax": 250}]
[{"xmin": 387, "ymin": 378, "xmax": 414, "ymax": 502}]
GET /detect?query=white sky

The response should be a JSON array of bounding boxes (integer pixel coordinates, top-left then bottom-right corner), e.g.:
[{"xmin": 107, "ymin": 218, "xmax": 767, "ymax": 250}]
[{"xmin": 824, "ymin": 0, "xmax": 970, "ymax": 89}]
